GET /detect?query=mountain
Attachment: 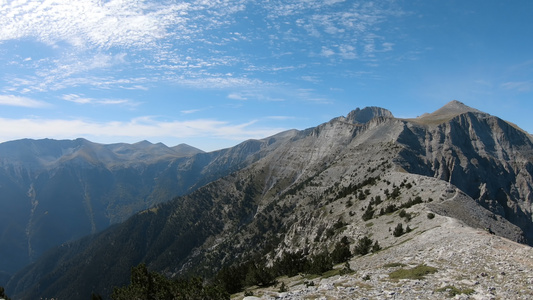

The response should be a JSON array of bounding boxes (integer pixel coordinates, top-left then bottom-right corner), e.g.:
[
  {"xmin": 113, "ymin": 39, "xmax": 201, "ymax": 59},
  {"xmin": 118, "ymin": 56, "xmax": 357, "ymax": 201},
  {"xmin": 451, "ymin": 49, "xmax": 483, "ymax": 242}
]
[
  {"xmin": 5, "ymin": 101, "xmax": 533, "ymax": 299},
  {"xmin": 0, "ymin": 134, "xmax": 295, "ymax": 283}
]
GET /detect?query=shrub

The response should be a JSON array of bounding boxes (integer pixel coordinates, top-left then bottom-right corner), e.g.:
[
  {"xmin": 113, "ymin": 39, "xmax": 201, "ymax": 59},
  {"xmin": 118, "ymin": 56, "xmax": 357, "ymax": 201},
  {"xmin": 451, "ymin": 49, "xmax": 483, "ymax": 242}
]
[
  {"xmin": 339, "ymin": 262, "xmax": 353, "ymax": 275},
  {"xmin": 331, "ymin": 241, "xmax": 352, "ymax": 264},
  {"xmin": 307, "ymin": 252, "xmax": 333, "ymax": 275},
  {"xmin": 393, "ymin": 223, "xmax": 404, "ymax": 237},
  {"xmin": 111, "ymin": 264, "xmax": 230, "ymax": 300},
  {"xmin": 372, "ymin": 241, "xmax": 381, "ymax": 252},
  {"xmin": 0, "ymin": 287, "xmax": 10, "ymax": 300},
  {"xmin": 362, "ymin": 204, "xmax": 374, "ymax": 221},
  {"xmin": 384, "ymin": 204, "xmax": 396, "ymax": 214},
  {"xmin": 383, "ymin": 262, "xmax": 406, "ymax": 268},
  {"xmin": 427, "ymin": 212, "xmax": 435, "ymax": 219},
  {"xmin": 273, "ymin": 251, "xmax": 308, "ymax": 278},
  {"xmin": 399, "ymin": 209, "xmax": 406, "ymax": 218},
  {"xmin": 436, "ymin": 285, "xmax": 475, "ymax": 297},
  {"xmin": 354, "ymin": 236, "xmax": 373, "ymax": 255},
  {"xmin": 278, "ymin": 282, "xmax": 287, "ymax": 293}
]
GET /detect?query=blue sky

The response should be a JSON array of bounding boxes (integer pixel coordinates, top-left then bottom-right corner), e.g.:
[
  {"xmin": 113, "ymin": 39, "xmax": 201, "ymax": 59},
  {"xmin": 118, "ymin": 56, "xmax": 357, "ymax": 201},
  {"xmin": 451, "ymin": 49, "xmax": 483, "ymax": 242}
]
[{"xmin": 0, "ymin": 0, "xmax": 532, "ymax": 151}]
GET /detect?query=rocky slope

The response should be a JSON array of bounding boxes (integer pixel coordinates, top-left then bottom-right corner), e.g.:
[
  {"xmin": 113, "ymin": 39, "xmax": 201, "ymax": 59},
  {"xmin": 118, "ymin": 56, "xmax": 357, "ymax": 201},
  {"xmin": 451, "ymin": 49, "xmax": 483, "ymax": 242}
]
[
  {"xmin": 236, "ymin": 216, "xmax": 533, "ymax": 299},
  {"xmin": 0, "ymin": 134, "xmax": 295, "ymax": 282},
  {"xmin": 5, "ymin": 101, "xmax": 533, "ymax": 299}
]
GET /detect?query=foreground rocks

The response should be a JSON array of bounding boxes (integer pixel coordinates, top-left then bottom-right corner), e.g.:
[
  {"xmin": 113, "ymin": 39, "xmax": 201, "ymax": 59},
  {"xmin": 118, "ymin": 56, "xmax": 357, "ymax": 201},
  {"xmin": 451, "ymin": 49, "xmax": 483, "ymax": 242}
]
[{"xmin": 235, "ymin": 216, "xmax": 533, "ymax": 299}]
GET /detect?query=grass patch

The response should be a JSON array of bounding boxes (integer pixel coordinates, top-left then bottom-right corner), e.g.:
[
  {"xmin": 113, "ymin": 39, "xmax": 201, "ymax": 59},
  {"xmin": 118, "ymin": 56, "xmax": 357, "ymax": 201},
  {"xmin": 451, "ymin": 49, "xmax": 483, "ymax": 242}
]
[
  {"xmin": 393, "ymin": 237, "xmax": 413, "ymax": 247},
  {"xmin": 436, "ymin": 285, "xmax": 475, "ymax": 297},
  {"xmin": 365, "ymin": 222, "xmax": 374, "ymax": 227},
  {"xmin": 383, "ymin": 262, "xmax": 406, "ymax": 268},
  {"xmin": 322, "ymin": 268, "xmax": 340, "ymax": 278},
  {"xmin": 388, "ymin": 264, "xmax": 437, "ymax": 280},
  {"xmin": 303, "ymin": 274, "xmax": 320, "ymax": 280}
]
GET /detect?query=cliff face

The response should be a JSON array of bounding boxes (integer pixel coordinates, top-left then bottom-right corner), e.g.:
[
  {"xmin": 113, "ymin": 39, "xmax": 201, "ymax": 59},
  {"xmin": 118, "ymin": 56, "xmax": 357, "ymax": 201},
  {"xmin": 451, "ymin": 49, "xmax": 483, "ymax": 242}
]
[
  {"xmin": 396, "ymin": 104, "xmax": 533, "ymax": 242},
  {"xmin": 5, "ymin": 101, "xmax": 533, "ymax": 299}
]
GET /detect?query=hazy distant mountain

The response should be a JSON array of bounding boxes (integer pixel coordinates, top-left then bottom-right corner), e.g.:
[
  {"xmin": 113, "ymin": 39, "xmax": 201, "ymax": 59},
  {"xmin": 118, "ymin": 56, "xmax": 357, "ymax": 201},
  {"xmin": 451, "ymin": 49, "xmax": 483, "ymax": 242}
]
[
  {"xmin": 0, "ymin": 135, "xmax": 294, "ymax": 283},
  {"xmin": 5, "ymin": 101, "xmax": 533, "ymax": 299}
]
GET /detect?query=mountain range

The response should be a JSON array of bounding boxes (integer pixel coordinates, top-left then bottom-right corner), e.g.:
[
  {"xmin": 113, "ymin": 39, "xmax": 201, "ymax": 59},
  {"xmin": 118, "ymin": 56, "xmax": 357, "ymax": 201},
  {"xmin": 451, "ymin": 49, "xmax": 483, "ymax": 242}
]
[
  {"xmin": 0, "ymin": 134, "xmax": 294, "ymax": 283},
  {"xmin": 2, "ymin": 100, "xmax": 533, "ymax": 299}
]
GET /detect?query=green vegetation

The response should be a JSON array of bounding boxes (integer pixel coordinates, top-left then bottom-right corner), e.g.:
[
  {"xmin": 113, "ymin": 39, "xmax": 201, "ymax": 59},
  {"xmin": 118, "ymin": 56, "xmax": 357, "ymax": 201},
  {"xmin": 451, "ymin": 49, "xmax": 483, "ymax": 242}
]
[
  {"xmin": 339, "ymin": 262, "xmax": 353, "ymax": 275},
  {"xmin": 388, "ymin": 264, "xmax": 438, "ymax": 280},
  {"xmin": 212, "ymin": 235, "xmax": 362, "ymax": 296},
  {"xmin": 393, "ymin": 223, "xmax": 404, "ymax": 237},
  {"xmin": 362, "ymin": 204, "xmax": 374, "ymax": 221},
  {"xmin": 382, "ymin": 262, "xmax": 406, "ymax": 268},
  {"xmin": 0, "ymin": 286, "xmax": 11, "ymax": 300},
  {"xmin": 329, "ymin": 176, "xmax": 381, "ymax": 201},
  {"xmin": 436, "ymin": 285, "xmax": 475, "ymax": 297},
  {"xmin": 353, "ymin": 235, "xmax": 380, "ymax": 256},
  {"xmin": 398, "ymin": 209, "xmax": 411, "ymax": 221},
  {"xmin": 111, "ymin": 264, "xmax": 229, "ymax": 300},
  {"xmin": 427, "ymin": 212, "xmax": 435, "ymax": 219},
  {"xmin": 330, "ymin": 236, "xmax": 352, "ymax": 264},
  {"xmin": 372, "ymin": 240, "xmax": 382, "ymax": 252},
  {"xmin": 278, "ymin": 282, "xmax": 287, "ymax": 293}
]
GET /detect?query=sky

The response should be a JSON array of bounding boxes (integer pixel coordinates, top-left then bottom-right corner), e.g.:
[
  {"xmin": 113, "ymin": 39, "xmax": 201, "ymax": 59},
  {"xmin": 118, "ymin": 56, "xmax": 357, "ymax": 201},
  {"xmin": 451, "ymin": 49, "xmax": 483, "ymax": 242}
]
[{"xmin": 0, "ymin": 0, "xmax": 532, "ymax": 151}]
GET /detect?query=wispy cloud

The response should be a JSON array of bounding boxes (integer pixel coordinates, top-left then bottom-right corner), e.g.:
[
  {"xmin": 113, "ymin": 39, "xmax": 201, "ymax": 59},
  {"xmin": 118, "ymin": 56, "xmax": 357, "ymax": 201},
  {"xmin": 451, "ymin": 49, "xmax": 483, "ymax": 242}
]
[
  {"xmin": 227, "ymin": 93, "xmax": 248, "ymax": 100},
  {"xmin": 265, "ymin": 0, "xmax": 402, "ymax": 61},
  {"xmin": 0, "ymin": 94, "xmax": 49, "ymax": 107},
  {"xmin": 1, "ymin": 0, "xmax": 403, "ymax": 95},
  {"xmin": 180, "ymin": 108, "xmax": 202, "ymax": 114},
  {"xmin": 265, "ymin": 115, "xmax": 297, "ymax": 121},
  {"xmin": 62, "ymin": 94, "xmax": 138, "ymax": 106},
  {"xmin": 0, "ymin": 116, "xmax": 285, "ymax": 145},
  {"xmin": 501, "ymin": 81, "xmax": 533, "ymax": 92},
  {"xmin": 0, "ymin": 0, "xmax": 189, "ymax": 50}
]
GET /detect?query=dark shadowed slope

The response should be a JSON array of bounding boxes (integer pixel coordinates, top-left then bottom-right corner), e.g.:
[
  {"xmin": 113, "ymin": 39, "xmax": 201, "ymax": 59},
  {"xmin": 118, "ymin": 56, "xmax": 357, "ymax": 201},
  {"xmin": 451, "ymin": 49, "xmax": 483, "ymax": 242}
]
[{"xmin": 0, "ymin": 133, "xmax": 295, "ymax": 283}]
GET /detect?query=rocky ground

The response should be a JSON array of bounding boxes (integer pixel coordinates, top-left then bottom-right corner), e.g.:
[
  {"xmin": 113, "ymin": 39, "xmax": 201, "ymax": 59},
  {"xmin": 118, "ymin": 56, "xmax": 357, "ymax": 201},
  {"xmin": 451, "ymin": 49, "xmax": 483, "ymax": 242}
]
[{"xmin": 234, "ymin": 216, "xmax": 533, "ymax": 300}]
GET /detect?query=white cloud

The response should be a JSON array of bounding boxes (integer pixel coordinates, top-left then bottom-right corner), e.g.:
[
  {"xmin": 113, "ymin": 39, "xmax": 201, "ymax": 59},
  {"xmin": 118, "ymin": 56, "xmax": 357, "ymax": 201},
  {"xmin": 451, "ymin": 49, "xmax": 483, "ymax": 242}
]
[
  {"xmin": 61, "ymin": 94, "xmax": 138, "ymax": 106},
  {"xmin": 180, "ymin": 109, "xmax": 202, "ymax": 114},
  {"xmin": 227, "ymin": 93, "xmax": 248, "ymax": 100},
  {"xmin": 0, "ymin": 0, "xmax": 403, "ymax": 95},
  {"xmin": 321, "ymin": 47, "xmax": 335, "ymax": 57},
  {"xmin": 62, "ymin": 94, "xmax": 93, "ymax": 104},
  {"xmin": 0, "ymin": 94, "xmax": 49, "ymax": 107},
  {"xmin": 177, "ymin": 77, "xmax": 266, "ymax": 89},
  {"xmin": 0, "ymin": 116, "xmax": 285, "ymax": 147},
  {"xmin": 0, "ymin": 0, "xmax": 189, "ymax": 50},
  {"xmin": 501, "ymin": 81, "xmax": 533, "ymax": 92},
  {"xmin": 266, "ymin": 115, "xmax": 296, "ymax": 120}
]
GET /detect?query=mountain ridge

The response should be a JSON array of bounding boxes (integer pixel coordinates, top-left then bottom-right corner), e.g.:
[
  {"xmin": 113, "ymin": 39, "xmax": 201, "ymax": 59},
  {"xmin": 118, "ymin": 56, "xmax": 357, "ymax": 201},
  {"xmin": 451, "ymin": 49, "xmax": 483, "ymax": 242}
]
[
  {"xmin": 4, "ymin": 100, "xmax": 533, "ymax": 299},
  {"xmin": 0, "ymin": 133, "xmax": 295, "ymax": 280}
]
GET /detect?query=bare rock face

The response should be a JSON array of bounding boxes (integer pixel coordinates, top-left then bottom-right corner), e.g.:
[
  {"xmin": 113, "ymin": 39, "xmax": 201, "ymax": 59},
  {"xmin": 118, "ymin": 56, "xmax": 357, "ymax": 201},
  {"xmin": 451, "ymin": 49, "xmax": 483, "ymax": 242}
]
[
  {"xmin": 345, "ymin": 106, "xmax": 394, "ymax": 124},
  {"xmin": 395, "ymin": 101, "xmax": 533, "ymax": 243}
]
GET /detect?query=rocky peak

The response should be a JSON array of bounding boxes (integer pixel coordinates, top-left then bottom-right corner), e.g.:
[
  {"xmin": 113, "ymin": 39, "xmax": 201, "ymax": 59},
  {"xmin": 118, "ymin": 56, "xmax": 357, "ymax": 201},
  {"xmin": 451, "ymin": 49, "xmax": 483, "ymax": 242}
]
[
  {"xmin": 414, "ymin": 100, "xmax": 485, "ymax": 125},
  {"xmin": 345, "ymin": 106, "xmax": 393, "ymax": 124},
  {"xmin": 436, "ymin": 100, "xmax": 482, "ymax": 115}
]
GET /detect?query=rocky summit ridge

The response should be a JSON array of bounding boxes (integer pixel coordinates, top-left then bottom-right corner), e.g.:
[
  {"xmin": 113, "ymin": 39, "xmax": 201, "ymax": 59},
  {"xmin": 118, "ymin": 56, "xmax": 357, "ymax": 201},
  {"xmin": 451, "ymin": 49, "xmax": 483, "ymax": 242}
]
[{"xmin": 3, "ymin": 100, "xmax": 533, "ymax": 299}]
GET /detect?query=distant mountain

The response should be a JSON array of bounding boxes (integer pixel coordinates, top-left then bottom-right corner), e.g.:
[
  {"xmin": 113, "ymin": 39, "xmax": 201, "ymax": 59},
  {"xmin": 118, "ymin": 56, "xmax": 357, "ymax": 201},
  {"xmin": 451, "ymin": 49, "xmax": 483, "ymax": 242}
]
[
  {"xmin": 0, "ymin": 134, "xmax": 294, "ymax": 283},
  {"xmin": 6, "ymin": 100, "xmax": 533, "ymax": 299}
]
